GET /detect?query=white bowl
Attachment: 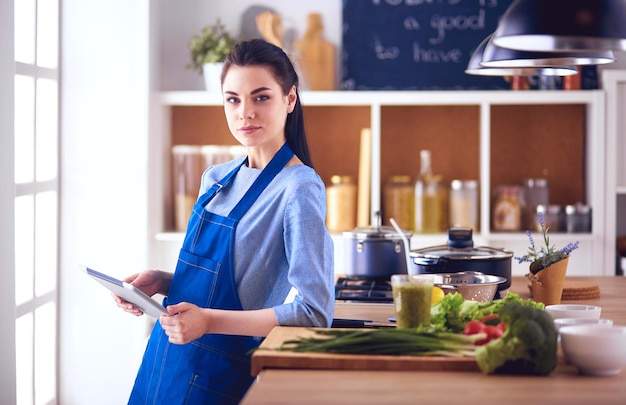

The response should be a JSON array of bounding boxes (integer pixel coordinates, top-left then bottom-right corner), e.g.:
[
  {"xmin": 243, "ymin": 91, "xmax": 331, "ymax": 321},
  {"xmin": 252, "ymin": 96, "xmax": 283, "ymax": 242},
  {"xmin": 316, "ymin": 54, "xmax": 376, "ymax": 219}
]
[
  {"xmin": 545, "ymin": 304, "xmax": 601, "ymax": 320},
  {"xmin": 560, "ymin": 325, "xmax": 626, "ymax": 376},
  {"xmin": 553, "ymin": 318, "xmax": 613, "ymax": 331}
]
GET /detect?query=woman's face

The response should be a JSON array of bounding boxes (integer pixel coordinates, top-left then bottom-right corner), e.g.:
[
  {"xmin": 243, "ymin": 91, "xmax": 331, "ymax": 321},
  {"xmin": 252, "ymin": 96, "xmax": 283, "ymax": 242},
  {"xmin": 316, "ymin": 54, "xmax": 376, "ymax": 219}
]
[{"xmin": 222, "ymin": 65, "xmax": 296, "ymax": 152}]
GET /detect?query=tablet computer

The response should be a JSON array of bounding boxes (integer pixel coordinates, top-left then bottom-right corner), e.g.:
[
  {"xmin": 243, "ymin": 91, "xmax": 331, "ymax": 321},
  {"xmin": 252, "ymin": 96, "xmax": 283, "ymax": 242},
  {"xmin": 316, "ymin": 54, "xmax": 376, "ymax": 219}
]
[{"xmin": 82, "ymin": 265, "xmax": 168, "ymax": 318}]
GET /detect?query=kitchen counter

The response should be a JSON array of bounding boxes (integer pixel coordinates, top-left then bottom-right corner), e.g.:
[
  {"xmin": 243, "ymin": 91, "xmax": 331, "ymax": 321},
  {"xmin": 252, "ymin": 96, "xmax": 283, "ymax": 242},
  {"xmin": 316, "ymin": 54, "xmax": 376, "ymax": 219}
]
[{"xmin": 241, "ymin": 276, "xmax": 626, "ymax": 405}]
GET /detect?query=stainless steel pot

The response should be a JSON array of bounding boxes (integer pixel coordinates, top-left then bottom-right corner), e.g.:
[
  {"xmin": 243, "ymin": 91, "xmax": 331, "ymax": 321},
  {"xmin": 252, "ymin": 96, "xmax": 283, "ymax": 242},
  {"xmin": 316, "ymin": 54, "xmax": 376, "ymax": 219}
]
[
  {"xmin": 409, "ymin": 228, "xmax": 513, "ymax": 291},
  {"xmin": 343, "ymin": 214, "xmax": 412, "ymax": 279}
]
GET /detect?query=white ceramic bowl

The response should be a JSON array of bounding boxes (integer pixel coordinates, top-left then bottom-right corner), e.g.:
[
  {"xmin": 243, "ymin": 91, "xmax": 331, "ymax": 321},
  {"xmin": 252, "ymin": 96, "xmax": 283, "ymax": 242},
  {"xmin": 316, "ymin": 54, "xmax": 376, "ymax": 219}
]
[
  {"xmin": 560, "ymin": 325, "xmax": 626, "ymax": 376},
  {"xmin": 553, "ymin": 318, "xmax": 613, "ymax": 331},
  {"xmin": 545, "ymin": 304, "xmax": 601, "ymax": 320}
]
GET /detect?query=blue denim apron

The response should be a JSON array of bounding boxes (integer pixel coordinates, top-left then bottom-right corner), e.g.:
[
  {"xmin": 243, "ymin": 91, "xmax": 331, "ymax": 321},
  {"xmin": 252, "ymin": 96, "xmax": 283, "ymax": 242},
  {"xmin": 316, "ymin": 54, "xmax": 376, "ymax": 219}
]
[{"xmin": 129, "ymin": 144, "xmax": 294, "ymax": 405}]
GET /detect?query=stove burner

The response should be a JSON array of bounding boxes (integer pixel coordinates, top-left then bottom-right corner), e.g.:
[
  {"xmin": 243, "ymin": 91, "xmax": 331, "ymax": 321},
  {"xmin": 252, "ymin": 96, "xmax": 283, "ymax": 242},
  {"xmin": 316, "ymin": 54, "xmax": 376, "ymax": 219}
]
[{"xmin": 335, "ymin": 277, "xmax": 393, "ymax": 302}]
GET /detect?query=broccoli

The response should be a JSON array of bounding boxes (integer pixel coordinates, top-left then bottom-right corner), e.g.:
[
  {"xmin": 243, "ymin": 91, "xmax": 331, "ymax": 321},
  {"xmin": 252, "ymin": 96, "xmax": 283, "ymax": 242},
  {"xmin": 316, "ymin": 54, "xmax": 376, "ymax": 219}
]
[{"xmin": 475, "ymin": 301, "xmax": 558, "ymax": 375}]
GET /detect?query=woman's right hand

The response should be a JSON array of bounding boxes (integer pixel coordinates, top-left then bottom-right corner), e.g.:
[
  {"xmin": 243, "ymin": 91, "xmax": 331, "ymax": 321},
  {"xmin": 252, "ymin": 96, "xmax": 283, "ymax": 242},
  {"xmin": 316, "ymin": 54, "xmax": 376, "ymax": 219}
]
[{"xmin": 113, "ymin": 270, "xmax": 165, "ymax": 316}]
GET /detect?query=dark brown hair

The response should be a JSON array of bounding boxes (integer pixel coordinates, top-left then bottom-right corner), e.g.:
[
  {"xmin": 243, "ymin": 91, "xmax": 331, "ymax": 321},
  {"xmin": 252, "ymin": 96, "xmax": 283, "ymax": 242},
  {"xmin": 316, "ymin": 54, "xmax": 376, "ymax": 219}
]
[{"xmin": 221, "ymin": 39, "xmax": 314, "ymax": 168}]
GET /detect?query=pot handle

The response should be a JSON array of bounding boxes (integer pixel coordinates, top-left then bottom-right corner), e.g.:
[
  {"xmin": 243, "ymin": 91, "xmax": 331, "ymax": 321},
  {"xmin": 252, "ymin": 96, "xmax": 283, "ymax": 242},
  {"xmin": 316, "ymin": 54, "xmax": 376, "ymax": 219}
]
[
  {"xmin": 438, "ymin": 284, "xmax": 458, "ymax": 294},
  {"xmin": 412, "ymin": 256, "xmax": 441, "ymax": 266}
]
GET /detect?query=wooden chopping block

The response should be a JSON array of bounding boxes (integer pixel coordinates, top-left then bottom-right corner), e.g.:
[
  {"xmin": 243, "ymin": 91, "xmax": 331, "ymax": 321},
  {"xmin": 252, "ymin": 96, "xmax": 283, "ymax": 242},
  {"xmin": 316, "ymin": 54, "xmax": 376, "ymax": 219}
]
[
  {"xmin": 294, "ymin": 13, "xmax": 335, "ymax": 90},
  {"xmin": 251, "ymin": 327, "xmax": 478, "ymax": 376}
]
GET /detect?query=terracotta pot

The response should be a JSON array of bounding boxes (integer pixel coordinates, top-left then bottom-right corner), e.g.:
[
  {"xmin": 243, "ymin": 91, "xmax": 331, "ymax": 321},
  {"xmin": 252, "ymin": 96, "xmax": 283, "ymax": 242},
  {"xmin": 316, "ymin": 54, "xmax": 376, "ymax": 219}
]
[{"xmin": 527, "ymin": 257, "xmax": 569, "ymax": 305}]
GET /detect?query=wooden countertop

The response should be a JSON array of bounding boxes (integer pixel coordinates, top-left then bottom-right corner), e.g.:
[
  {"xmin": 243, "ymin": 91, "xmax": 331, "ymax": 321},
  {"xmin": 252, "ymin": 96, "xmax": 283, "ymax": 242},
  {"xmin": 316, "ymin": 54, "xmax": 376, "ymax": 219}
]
[{"xmin": 242, "ymin": 276, "xmax": 626, "ymax": 405}]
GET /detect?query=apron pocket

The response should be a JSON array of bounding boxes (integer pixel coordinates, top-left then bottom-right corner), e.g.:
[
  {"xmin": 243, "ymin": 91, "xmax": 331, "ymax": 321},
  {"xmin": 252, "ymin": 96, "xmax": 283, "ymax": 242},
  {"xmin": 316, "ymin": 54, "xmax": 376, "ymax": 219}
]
[
  {"xmin": 183, "ymin": 350, "xmax": 254, "ymax": 405},
  {"xmin": 168, "ymin": 249, "xmax": 220, "ymax": 308}
]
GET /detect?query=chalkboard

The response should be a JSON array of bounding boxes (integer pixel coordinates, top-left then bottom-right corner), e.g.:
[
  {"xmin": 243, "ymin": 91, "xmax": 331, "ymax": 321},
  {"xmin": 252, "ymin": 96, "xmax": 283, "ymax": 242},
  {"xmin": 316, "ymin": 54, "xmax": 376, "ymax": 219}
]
[{"xmin": 342, "ymin": 0, "xmax": 515, "ymax": 90}]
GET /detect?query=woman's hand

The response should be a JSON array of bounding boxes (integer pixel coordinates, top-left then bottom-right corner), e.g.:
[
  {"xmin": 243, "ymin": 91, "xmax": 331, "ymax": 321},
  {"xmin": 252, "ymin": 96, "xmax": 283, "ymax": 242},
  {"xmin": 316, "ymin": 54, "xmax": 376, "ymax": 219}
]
[
  {"xmin": 160, "ymin": 302, "xmax": 209, "ymax": 344},
  {"xmin": 112, "ymin": 270, "xmax": 165, "ymax": 316}
]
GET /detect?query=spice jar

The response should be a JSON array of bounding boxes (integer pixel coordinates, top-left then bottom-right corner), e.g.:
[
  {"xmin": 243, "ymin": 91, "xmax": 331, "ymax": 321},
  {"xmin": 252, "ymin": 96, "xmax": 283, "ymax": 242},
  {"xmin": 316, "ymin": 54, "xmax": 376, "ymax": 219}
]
[
  {"xmin": 383, "ymin": 175, "xmax": 414, "ymax": 231},
  {"xmin": 326, "ymin": 175, "xmax": 357, "ymax": 232},
  {"xmin": 449, "ymin": 179, "xmax": 479, "ymax": 230},
  {"xmin": 492, "ymin": 186, "xmax": 524, "ymax": 231}
]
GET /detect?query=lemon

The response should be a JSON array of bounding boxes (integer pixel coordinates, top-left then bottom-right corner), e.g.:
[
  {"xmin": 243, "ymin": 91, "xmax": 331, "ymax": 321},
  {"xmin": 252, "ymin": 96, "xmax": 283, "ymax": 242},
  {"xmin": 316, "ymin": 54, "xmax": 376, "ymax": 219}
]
[{"xmin": 431, "ymin": 286, "xmax": 445, "ymax": 304}]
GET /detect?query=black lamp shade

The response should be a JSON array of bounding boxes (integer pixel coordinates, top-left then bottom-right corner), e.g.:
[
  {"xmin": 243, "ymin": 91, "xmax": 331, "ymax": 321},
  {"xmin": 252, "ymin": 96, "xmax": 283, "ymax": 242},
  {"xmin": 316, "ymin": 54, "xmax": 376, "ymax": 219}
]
[
  {"xmin": 492, "ymin": 0, "xmax": 626, "ymax": 52},
  {"xmin": 465, "ymin": 35, "xmax": 578, "ymax": 76},
  {"xmin": 482, "ymin": 36, "xmax": 615, "ymax": 67}
]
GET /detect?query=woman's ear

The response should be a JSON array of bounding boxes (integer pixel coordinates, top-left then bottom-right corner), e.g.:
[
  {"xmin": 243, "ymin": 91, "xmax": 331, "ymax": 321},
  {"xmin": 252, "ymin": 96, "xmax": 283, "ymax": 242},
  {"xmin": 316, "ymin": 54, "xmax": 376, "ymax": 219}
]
[{"xmin": 287, "ymin": 86, "xmax": 297, "ymax": 113}]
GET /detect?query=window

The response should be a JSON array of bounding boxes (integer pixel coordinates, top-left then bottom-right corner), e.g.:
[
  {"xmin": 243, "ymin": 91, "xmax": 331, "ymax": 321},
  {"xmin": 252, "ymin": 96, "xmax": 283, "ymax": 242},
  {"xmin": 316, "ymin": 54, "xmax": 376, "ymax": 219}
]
[{"xmin": 14, "ymin": 0, "xmax": 60, "ymax": 404}]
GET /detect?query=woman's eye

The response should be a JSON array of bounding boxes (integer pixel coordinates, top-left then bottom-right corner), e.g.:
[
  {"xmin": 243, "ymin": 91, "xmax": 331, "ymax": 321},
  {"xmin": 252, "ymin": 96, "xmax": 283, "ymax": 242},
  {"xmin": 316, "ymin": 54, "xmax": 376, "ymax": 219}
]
[
  {"xmin": 225, "ymin": 97, "xmax": 239, "ymax": 104},
  {"xmin": 255, "ymin": 95, "xmax": 269, "ymax": 102}
]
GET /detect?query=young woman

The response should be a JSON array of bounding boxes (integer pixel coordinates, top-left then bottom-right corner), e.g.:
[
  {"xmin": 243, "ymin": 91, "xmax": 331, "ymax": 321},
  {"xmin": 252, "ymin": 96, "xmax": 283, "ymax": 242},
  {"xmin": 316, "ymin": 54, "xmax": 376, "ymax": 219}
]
[{"xmin": 116, "ymin": 39, "xmax": 335, "ymax": 404}]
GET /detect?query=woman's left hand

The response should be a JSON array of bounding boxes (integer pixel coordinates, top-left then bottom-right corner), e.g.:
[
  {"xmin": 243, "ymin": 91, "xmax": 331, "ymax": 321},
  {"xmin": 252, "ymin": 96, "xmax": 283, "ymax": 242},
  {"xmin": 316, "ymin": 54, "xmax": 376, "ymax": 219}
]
[{"xmin": 160, "ymin": 302, "xmax": 209, "ymax": 344}]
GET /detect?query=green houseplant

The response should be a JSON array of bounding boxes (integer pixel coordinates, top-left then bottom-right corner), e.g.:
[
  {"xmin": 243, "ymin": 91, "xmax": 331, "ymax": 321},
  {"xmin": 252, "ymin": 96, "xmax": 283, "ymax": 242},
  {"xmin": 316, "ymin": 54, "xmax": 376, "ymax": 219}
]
[
  {"xmin": 187, "ymin": 19, "xmax": 237, "ymax": 73},
  {"xmin": 187, "ymin": 19, "xmax": 237, "ymax": 92}
]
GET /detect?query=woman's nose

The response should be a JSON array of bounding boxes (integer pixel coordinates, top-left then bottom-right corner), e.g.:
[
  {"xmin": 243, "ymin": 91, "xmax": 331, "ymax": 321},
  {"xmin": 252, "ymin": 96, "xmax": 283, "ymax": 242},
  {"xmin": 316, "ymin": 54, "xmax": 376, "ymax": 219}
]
[{"xmin": 240, "ymin": 104, "xmax": 255, "ymax": 120}]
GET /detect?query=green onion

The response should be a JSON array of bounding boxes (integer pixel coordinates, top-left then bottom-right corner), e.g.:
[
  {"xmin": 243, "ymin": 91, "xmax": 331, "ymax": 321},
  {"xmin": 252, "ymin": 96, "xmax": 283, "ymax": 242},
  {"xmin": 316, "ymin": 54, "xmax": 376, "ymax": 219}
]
[{"xmin": 277, "ymin": 328, "xmax": 483, "ymax": 357}]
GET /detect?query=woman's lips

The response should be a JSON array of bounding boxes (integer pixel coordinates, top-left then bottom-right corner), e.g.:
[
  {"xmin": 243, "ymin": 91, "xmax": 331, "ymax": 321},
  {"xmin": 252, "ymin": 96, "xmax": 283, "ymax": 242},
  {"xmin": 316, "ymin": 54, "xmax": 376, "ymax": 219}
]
[{"xmin": 239, "ymin": 126, "xmax": 260, "ymax": 134}]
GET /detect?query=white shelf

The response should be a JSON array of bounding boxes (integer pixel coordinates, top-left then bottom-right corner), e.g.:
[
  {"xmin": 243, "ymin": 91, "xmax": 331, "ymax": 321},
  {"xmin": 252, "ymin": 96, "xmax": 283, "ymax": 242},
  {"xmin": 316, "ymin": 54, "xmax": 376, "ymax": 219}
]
[
  {"xmin": 160, "ymin": 89, "xmax": 602, "ymax": 107},
  {"xmin": 150, "ymin": 89, "xmax": 610, "ymax": 276}
]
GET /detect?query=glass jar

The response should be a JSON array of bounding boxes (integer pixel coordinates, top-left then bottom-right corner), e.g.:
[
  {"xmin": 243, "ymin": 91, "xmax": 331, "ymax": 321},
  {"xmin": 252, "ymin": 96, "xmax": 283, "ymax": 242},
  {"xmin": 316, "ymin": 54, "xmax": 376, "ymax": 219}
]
[
  {"xmin": 326, "ymin": 175, "xmax": 357, "ymax": 232},
  {"xmin": 383, "ymin": 175, "xmax": 414, "ymax": 231},
  {"xmin": 449, "ymin": 179, "xmax": 479, "ymax": 230},
  {"xmin": 565, "ymin": 203, "xmax": 592, "ymax": 233},
  {"xmin": 538, "ymin": 205, "xmax": 564, "ymax": 232},
  {"xmin": 172, "ymin": 145, "xmax": 204, "ymax": 232},
  {"xmin": 521, "ymin": 178, "xmax": 549, "ymax": 230},
  {"xmin": 492, "ymin": 186, "xmax": 524, "ymax": 231}
]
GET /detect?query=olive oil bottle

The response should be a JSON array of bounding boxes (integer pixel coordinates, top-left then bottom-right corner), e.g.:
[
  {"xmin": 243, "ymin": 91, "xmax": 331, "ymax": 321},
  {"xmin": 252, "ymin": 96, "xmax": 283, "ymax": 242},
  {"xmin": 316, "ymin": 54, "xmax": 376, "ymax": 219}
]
[{"xmin": 414, "ymin": 150, "xmax": 447, "ymax": 233}]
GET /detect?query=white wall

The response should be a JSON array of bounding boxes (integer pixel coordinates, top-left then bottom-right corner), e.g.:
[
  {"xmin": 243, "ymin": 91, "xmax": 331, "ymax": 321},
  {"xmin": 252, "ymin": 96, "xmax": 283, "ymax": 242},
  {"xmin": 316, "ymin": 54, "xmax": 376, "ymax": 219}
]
[
  {"xmin": 0, "ymin": 0, "xmax": 17, "ymax": 403},
  {"xmin": 57, "ymin": 1, "xmax": 626, "ymax": 403},
  {"xmin": 156, "ymin": 0, "xmax": 342, "ymax": 91},
  {"xmin": 60, "ymin": 1, "xmax": 151, "ymax": 404}
]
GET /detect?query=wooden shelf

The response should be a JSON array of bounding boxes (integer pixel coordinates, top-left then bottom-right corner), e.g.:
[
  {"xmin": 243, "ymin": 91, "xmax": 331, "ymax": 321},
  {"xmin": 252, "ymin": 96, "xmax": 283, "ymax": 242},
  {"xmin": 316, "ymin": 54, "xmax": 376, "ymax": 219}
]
[{"xmin": 152, "ymin": 89, "xmax": 609, "ymax": 275}]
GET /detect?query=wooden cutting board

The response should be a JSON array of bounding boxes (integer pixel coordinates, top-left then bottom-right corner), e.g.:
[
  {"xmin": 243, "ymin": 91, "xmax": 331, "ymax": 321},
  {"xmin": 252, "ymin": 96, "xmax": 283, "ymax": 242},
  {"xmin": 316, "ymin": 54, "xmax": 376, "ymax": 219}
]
[{"xmin": 251, "ymin": 327, "xmax": 478, "ymax": 376}]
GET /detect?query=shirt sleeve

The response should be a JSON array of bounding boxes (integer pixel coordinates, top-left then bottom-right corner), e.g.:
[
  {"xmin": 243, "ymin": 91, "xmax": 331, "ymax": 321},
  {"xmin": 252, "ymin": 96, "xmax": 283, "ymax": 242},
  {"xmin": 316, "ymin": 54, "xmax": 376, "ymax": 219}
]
[{"xmin": 272, "ymin": 174, "xmax": 335, "ymax": 327}]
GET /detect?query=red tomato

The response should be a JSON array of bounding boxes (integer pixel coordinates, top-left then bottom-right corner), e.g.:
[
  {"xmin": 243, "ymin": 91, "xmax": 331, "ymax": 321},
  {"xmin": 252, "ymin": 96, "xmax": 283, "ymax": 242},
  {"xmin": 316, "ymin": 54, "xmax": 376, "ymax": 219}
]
[
  {"xmin": 483, "ymin": 324, "xmax": 504, "ymax": 341},
  {"xmin": 463, "ymin": 320, "xmax": 485, "ymax": 336}
]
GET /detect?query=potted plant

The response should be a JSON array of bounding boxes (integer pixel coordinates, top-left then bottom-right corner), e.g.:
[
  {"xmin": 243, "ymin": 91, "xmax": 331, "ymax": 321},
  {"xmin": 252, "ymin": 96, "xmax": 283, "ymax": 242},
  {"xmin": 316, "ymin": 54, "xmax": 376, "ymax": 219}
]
[
  {"xmin": 515, "ymin": 211, "xmax": 579, "ymax": 305},
  {"xmin": 187, "ymin": 19, "xmax": 237, "ymax": 92}
]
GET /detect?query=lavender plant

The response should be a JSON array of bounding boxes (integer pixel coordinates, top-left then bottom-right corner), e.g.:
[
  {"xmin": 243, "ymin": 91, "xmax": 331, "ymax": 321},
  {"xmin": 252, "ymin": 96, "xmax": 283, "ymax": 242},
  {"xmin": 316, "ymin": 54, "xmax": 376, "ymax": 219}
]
[{"xmin": 515, "ymin": 211, "xmax": 579, "ymax": 275}]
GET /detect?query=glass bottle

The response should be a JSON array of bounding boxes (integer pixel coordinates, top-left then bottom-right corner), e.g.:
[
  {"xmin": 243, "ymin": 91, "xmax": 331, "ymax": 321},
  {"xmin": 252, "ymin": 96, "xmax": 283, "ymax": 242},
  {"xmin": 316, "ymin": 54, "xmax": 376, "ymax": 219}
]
[
  {"xmin": 414, "ymin": 150, "xmax": 445, "ymax": 233},
  {"xmin": 383, "ymin": 175, "xmax": 414, "ymax": 231},
  {"xmin": 325, "ymin": 175, "xmax": 357, "ymax": 232}
]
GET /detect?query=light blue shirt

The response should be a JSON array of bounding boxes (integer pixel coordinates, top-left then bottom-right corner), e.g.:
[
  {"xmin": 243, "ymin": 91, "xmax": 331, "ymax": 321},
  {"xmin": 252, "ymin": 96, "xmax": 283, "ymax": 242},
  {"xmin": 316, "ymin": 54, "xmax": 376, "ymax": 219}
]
[{"xmin": 199, "ymin": 157, "xmax": 335, "ymax": 327}]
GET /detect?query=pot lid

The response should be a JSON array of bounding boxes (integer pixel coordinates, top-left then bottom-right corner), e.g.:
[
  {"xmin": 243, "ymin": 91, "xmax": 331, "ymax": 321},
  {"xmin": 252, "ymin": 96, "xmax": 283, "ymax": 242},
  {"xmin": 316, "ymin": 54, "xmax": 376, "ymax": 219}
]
[
  {"xmin": 343, "ymin": 211, "xmax": 412, "ymax": 240},
  {"xmin": 409, "ymin": 244, "xmax": 513, "ymax": 261},
  {"xmin": 409, "ymin": 227, "xmax": 512, "ymax": 260},
  {"xmin": 343, "ymin": 225, "xmax": 412, "ymax": 240}
]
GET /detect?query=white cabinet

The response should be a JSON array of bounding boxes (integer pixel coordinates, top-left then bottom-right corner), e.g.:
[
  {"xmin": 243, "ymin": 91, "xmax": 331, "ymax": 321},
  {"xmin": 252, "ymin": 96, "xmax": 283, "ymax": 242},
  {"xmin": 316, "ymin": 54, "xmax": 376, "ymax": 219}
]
[
  {"xmin": 148, "ymin": 89, "xmax": 610, "ymax": 277},
  {"xmin": 603, "ymin": 70, "xmax": 626, "ymax": 275}
]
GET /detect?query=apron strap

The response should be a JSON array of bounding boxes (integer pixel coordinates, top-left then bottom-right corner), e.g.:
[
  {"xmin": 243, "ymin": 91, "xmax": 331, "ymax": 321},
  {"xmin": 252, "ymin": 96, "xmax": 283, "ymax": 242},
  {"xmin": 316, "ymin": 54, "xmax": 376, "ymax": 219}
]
[
  {"xmin": 197, "ymin": 159, "xmax": 247, "ymax": 208},
  {"xmin": 228, "ymin": 143, "xmax": 294, "ymax": 221}
]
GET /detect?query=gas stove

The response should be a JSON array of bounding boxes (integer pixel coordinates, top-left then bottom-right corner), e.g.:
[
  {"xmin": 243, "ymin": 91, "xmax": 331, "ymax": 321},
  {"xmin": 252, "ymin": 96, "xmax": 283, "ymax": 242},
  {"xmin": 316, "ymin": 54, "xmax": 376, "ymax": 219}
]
[{"xmin": 335, "ymin": 277, "xmax": 393, "ymax": 303}]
